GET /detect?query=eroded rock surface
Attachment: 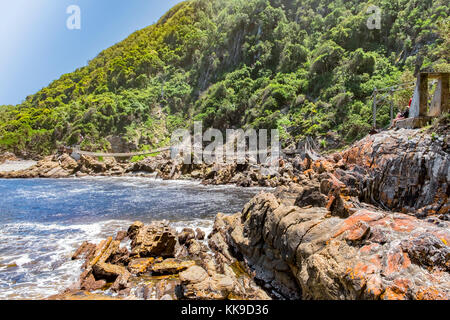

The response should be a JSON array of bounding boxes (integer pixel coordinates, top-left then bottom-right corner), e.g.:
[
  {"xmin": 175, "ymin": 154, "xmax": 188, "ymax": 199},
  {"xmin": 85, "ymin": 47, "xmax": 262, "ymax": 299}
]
[
  {"xmin": 0, "ymin": 154, "xmax": 126, "ymax": 178},
  {"xmin": 37, "ymin": 127, "xmax": 450, "ymax": 300},
  {"xmin": 205, "ymin": 128, "xmax": 449, "ymax": 300},
  {"xmin": 211, "ymin": 191, "xmax": 449, "ymax": 300},
  {"xmin": 66, "ymin": 221, "xmax": 271, "ymax": 300},
  {"xmin": 340, "ymin": 129, "xmax": 449, "ymax": 218},
  {"xmin": 208, "ymin": 128, "xmax": 450, "ymax": 300}
]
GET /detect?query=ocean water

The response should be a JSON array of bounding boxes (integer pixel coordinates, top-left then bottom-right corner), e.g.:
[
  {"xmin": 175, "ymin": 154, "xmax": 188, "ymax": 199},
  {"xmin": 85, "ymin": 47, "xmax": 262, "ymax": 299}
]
[{"xmin": 0, "ymin": 177, "xmax": 262, "ymax": 299}]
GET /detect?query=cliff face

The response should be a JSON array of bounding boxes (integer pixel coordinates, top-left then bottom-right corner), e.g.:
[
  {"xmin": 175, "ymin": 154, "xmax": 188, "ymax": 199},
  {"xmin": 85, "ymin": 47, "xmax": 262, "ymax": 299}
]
[
  {"xmin": 342, "ymin": 128, "xmax": 449, "ymax": 218},
  {"xmin": 209, "ymin": 128, "xmax": 450, "ymax": 300}
]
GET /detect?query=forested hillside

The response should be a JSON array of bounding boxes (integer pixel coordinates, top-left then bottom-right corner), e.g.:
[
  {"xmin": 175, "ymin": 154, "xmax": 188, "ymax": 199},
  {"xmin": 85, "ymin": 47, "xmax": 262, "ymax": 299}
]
[{"xmin": 1, "ymin": 0, "xmax": 448, "ymax": 157}]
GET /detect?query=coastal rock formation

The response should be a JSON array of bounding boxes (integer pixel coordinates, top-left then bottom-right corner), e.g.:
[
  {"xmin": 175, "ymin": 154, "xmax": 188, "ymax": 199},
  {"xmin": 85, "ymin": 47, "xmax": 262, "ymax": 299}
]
[
  {"xmin": 0, "ymin": 154, "xmax": 126, "ymax": 178},
  {"xmin": 128, "ymin": 222, "xmax": 177, "ymax": 258},
  {"xmin": 341, "ymin": 129, "xmax": 449, "ymax": 218},
  {"xmin": 1, "ymin": 128, "xmax": 447, "ymax": 213},
  {"xmin": 128, "ymin": 154, "xmax": 295, "ymax": 187},
  {"xmin": 77, "ymin": 236, "xmax": 131, "ymax": 293},
  {"xmin": 0, "ymin": 152, "xmax": 16, "ymax": 164},
  {"xmin": 202, "ymin": 127, "xmax": 449, "ymax": 300},
  {"xmin": 211, "ymin": 190, "xmax": 450, "ymax": 300},
  {"xmin": 206, "ymin": 128, "xmax": 450, "ymax": 300},
  {"xmin": 9, "ymin": 126, "xmax": 450, "ymax": 300},
  {"xmin": 67, "ymin": 221, "xmax": 271, "ymax": 300}
]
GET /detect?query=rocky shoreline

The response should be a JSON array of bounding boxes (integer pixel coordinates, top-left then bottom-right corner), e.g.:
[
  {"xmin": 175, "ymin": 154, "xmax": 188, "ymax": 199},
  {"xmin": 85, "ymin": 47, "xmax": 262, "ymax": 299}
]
[
  {"xmin": 0, "ymin": 151, "xmax": 299, "ymax": 188},
  {"xmin": 49, "ymin": 220, "xmax": 271, "ymax": 300},
  {"xmin": 2, "ymin": 127, "xmax": 449, "ymax": 300}
]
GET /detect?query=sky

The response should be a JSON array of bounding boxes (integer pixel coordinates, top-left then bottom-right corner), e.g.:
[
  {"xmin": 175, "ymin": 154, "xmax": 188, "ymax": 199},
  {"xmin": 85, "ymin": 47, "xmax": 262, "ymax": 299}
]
[{"xmin": 0, "ymin": 0, "xmax": 182, "ymax": 106}]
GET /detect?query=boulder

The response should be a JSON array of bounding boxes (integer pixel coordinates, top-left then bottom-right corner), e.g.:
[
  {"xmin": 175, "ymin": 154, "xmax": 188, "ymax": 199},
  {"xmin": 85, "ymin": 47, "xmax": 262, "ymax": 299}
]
[
  {"xmin": 195, "ymin": 228, "xmax": 206, "ymax": 240},
  {"xmin": 128, "ymin": 258, "xmax": 155, "ymax": 275},
  {"xmin": 177, "ymin": 228, "xmax": 196, "ymax": 244},
  {"xmin": 179, "ymin": 266, "xmax": 208, "ymax": 284},
  {"xmin": 115, "ymin": 230, "xmax": 128, "ymax": 241},
  {"xmin": 72, "ymin": 241, "xmax": 96, "ymax": 261},
  {"xmin": 151, "ymin": 258, "xmax": 196, "ymax": 274},
  {"xmin": 130, "ymin": 223, "xmax": 177, "ymax": 258}
]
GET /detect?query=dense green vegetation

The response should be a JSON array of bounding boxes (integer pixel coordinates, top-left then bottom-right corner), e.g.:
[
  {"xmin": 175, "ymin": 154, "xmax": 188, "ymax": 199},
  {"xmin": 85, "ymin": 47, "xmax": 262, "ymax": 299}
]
[{"xmin": 1, "ymin": 0, "xmax": 449, "ymax": 157}]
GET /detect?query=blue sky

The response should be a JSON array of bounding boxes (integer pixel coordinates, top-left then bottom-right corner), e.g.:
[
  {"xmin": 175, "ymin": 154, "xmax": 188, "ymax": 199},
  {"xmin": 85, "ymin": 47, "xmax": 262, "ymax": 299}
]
[{"xmin": 0, "ymin": 0, "xmax": 182, "ymax": 105}]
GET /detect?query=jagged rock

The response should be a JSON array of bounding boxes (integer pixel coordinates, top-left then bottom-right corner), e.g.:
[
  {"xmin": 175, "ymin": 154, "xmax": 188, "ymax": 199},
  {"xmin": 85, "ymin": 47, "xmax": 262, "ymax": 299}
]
[
  {"xmin": 179, "ymin": 266, "xmax": 208, "ymax": 283},
  {"xmin": 65, "ymin": 220, "xmax": 272, "ymax": 301},
  {"xmin": 294, "ymin": 183, "xmax": 327, "ymax": 207},
  {"xmin": 151, "ymin": 258, "xmax": 196, "ymax": 274},
  {"xmin": 127, "ymin": 221, "xmax": 144, "ymax": 239},
  {"xmin": 195, "ymin": 228, "xmax": 205, "ymax": 240},
  {"xmin": 92, "ymin": 259, "xmax": 130, "ymax": 287},
  {"xmin": 108, "ymin": 247, "xmax": 130, "ymax": 266},
  {"xmin": 79, "ymin": 155, "xmax": 107, "ymax": 173},
  {"xmin": 212, "ymin": 191, "xmax": 450, "ymax": 300},
  {"xmin": 177, "ymin": 228, "xmax": 196, "ymax": 244},
  {"xmin": 340, "ymin": 129, "xmax": 449, "ymax": 217},
  {"xmin": 400, "ymin": 233, "xmax": 450, "ymax": 271},
  {"xmin": 59, "ymin": 154, "xmax": 78, "ymax": 171},
  {"xmin": 72, "ymin": 241, "xmax": 96, "ymax": 260},
  {"xmin": 75, "ymin": 237, "xmax": 131, "ymax": 293},
  {"xmin": 128, "ymin": 258, "xmax": 155, "ymax": 275},
  {"xmin": 186, "ymin": 239, "xmax": 206, "ymax": 257},
  {"xmin": 79, "ymin": 271, "xmax": 107, "ymax": 291},
  {"xmin": 115, "ymin": 230, "xmax": 128, "ymax": 241},
  {"xmin": 130, "ymin": 223, "xmax": 177, "ymax": 258}
]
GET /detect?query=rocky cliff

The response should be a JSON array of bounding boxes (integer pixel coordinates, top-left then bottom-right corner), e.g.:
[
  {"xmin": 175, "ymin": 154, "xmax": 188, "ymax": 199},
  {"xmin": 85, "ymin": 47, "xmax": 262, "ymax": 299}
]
[
  {"xmin": 208, "ymin": 128, "xmax": 450, "ymax": 300},
  {"xmin": 342, "ymin": 128, "xmax": 449, "ymax": 218}
]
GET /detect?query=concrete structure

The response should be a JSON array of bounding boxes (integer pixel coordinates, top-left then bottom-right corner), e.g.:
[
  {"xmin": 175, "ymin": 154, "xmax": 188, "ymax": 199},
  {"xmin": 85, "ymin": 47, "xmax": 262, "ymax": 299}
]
[{"xmin": 396, "ymin": 72, "xmax": 449, "ymax": 129}]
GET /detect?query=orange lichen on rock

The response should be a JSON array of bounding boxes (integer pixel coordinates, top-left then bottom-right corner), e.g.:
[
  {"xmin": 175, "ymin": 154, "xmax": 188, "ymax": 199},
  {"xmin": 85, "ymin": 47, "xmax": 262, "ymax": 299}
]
[
  {"xmin": 332, "ymin": 210, "xmax": 384, "ymax": 238},
  {"xmin": 384, "ymin": 249, "xmax": 411, "ymax": 276},
  {"xmin": 416, "ymin": 287, "xmax": 448, "ymax": 300}
]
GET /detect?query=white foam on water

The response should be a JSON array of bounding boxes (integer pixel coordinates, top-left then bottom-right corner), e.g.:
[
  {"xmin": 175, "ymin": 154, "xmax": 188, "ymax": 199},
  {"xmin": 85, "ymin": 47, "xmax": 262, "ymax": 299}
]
[
  {"xmin": 171, "ymin": 219, "xmax": 214, "ymax": 239},
  {"xmin": 0, "ymin": 219, "xmax": 131, "ymax": 300},
  {"xmin": 0, "ymin": 177, "xmax": 260, "ymax": 299},
  {"xmin": 0, "ymin": 217, "xmax": 218, "ymax": 300}
]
